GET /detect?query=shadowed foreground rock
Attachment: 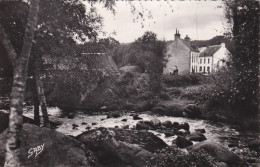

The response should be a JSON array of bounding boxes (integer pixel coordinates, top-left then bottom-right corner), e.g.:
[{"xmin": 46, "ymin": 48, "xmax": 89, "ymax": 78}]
[
  {"xmin": 0, "ymin": 123, "xmax": 98, "ymax": 167},
  {"xmin": 77, "ymin": 128, "xmax": 167, "ymax": 167},
  {"xmin": 248, "ymin": 139, "xmax": 260, "ymax": 151},
  {"xmin": 187, "ymin": 141, "xmax": 242, "ymax": 165},
  {"xmin": 175, "ymin": 136, "xmax": 193, "ymax": 148}
]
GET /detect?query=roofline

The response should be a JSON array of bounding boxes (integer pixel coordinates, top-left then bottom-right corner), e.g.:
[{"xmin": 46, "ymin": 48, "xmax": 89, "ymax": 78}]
[{"xmin": 172, "ymin": 38, "xmax": 199, "ymax": 52}]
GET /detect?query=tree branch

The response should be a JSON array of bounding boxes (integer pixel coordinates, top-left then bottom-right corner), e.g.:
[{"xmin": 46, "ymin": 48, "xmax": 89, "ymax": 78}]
[{"xmin": 0, "ymin": 23, "xmax": 17, "ymax": 66}]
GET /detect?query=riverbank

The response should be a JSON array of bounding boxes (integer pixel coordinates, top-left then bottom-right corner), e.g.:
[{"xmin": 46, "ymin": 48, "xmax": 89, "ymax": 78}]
[{"xmin": 21, "ymin": 106, "xmax": 260, "ymax": 166}]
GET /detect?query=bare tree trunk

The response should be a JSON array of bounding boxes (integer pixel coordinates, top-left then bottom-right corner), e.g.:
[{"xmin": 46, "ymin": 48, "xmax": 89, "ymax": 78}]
[
  {"xmin": 33, "ymin": 55, "xmax": 50, "ymax": 127},
  {"xmin": 1, "ymin": 0, "xmax": 40, "ymax": 166},
  {"xmin": 32, "ymin": 78, "xmax": 40, "ymax": 126}
]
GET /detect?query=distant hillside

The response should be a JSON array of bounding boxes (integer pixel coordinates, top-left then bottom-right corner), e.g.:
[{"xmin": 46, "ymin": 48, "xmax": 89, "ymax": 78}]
[
  {"xmin": 165, "ymin": 35, "xmax": 234, "ymax": 54},
  {"xmin": 191, "ymin": 36, "xmax": 235, "ymax": 54}
]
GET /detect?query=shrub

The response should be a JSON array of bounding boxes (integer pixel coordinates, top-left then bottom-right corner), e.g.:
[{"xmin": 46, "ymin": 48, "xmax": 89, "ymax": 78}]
[
  {"xmin": 159, "ymin": 92, "xmax": 171, "ymax": 100},
  {"xmin": 162, "ymin": 74, "xmax": 204, "ymax": 87},
  {"xmin": 166, "ymin": 88, "xmax": 182, "ymax": 98},
  {"xmin": 147, "ymin": 146, "xmax": 217, "ymax": 167}
]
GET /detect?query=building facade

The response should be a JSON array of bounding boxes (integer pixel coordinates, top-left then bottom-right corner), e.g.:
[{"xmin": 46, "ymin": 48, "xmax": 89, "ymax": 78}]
[
  {"xmin": 164, "ymin": 30, "xmax": 199, "ymax": 75},
  {"xmin": 191, "ymin": 43, "xmax": 230, "ymax": 74}
]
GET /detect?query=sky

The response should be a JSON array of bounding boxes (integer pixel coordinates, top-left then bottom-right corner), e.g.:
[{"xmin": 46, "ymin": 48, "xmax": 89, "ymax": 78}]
[{"xmin": 83, "ymin": 1, "xmax": 228, "ymax": 43}]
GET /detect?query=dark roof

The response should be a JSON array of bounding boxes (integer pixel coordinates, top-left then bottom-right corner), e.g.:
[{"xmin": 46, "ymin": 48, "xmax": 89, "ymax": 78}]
[
  {"xmin": 166, "ymin": 38, "xmax": 199, "ymax": 52},
  {"xmin": 199, "ymin": 45, "xmax": 221, "ymax": 57},
  {"xmin": 179, "ymin": 38, "xmax": 199, "ymax": 52}
]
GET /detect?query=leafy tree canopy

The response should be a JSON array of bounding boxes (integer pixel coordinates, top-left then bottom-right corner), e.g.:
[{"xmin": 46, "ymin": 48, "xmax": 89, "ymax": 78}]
[{"xmin": 136, "ymin": 31, "xmax": 158, "ymax": 43}]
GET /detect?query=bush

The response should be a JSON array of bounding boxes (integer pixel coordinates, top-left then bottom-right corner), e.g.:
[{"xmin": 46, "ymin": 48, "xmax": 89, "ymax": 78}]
[
  {"xmin": 179, "ymin": 84, "xmax": 215, "ymax": 101},
  {"xmin": 159, "ymin": 92, "xmax": 171, "ymax": 100},
  {"xmin": 147, "ymin": 146, "xmax": 217, "ymax": 167},
  {"xmin": 162, "ymin": 74, "xmax": 204, "ymax": 87},
  {"xmin": 166, "ymin": 88, "xmax": 182, "ymax": 98},
  {"xmin": 78, "ymin": 72, "xmax": 158, "ymax": 112}
]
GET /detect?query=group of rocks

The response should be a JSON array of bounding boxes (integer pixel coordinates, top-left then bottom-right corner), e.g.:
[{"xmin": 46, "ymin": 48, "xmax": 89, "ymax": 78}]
[
  {"xmin": 136, "ymin": 118, "xmax": 211, "ymax": 150},
  {"xmin": 0, "ymin": 110, "xmax": 259, "ymax": 167},
  {"xmin": 128, "ymin": 115, "xmax": 207, "ymax": 149}
]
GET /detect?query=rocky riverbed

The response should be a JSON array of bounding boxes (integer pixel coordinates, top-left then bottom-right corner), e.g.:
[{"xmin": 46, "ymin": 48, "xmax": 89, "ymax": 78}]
[
  {"xmin": 0, "ymin": 106, "xmax": 257, "ymax": 166},
  {"xmin": 21, "ymin": 107, "xmax": 260, "ymax": 165}
]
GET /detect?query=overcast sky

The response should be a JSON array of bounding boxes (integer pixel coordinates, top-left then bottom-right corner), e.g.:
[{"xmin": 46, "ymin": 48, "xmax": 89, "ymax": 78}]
[{"xmin": 83, "ymin": 1, "xmax": 228, "ymax": 43}]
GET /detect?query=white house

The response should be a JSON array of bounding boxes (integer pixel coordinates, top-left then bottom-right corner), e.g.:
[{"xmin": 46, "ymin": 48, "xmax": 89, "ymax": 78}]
[{"xmin": 190, "ymin": 43, "xmax": 231, "ymax": 74}]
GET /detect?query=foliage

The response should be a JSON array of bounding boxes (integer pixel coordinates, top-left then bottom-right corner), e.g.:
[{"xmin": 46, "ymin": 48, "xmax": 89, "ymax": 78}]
[
  {"xmin": 188, "ymin": 1, "xmax": 260, "ymax": 122},
  {"xmin": 148, "ymin": 146, "xmax": 217, "ymax": 167},
  {"xmin": 79, "ymin": 71, "xmax": 158, "ymax": 111},
  {"xmin": 111, "ymin": 31, "xmax": 166, "ymax": 96},
  {"xmin": 111, "ymin": 31, "xmax": 166, "ymax": 72},
  {"xmin": 99, "ymin": 37, "xmax": 120, "ymax": 51},
  {"xmin": 223, "ymin": 0, "xmax": 259, "ymax": 118},
  {"xmin": 136, "ymin": 31, "xmax": 157, "ymax": 43},
  {"xmin": 79, "ymin": 37, "xmax": 120, "ymax": 54},
  {"xmin": 0, "ymin": 1, "xmax": 29, "ymax": 80},
  {"xmin": 0, "ymin": 0, "xmax": 117, "ymax": 109},
  {"xmin": 0, "ymin": 0, "xmax": 107, "ymax": 85},
  {"xmin": 111, "ymin": 72, "xmax": 154, "ymax": 111},
  {"xmin": 162, "ymin": 74, "xmax": 203, "ymax": 87}
]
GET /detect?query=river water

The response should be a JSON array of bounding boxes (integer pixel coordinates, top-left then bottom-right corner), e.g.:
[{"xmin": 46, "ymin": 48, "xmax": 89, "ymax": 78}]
[{"xmin": 23, "ymin": 107, "xmax": 259, "ymax": 163}]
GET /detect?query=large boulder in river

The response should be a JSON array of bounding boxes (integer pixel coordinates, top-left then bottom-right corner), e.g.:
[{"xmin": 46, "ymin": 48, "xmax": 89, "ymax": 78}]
[
  {"xmin": 175, "ymin": 136, "xmax": 193, "ymax": 148},
  {"xmin": 187, "ymin": 141, "xmax": 242, "ymax": 165},
  {"xmin": 161, "ymin": 120, "xmax": 172, "ymax": 128},
  {"xmin": 178, "ymin": 122, "xmax": 190, "ymax": 131},
  {"xmin": 0, "ymin": 123, "xmax": 98, "ymax": 167},
  {"xmin": 77, "ymin": 128, "xmax": 167, "ymax": 167},
  {"xmin": 186, "ymin": 132, "xmax": 207, "ymax": 142},
  {"xmin": 136, "ymin": 121, "xmax": 153, "ymax": 130},
  {"xmin": 248, "ymin": 139, "xmax": 260, "ymax": 151}
]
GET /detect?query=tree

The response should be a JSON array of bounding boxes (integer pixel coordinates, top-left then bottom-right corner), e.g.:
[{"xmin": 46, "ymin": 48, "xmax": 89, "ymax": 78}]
[
  {"xmin": 0, "ymin": 0, "xmax": 40, "ymax": 166},
  {"xmin": 0, "ymin": 0, "xmax": 108, "ymax": 126},
  {"xmin": 224, "ymin": 0, "xmax": 259, "ymax": 118},
  {"xmin": 0, "ymin": 1, "xmax": 50, "ymax": 128},
  {"xmin": 136, "ymin": 31, "xmax": 157, "ymax": 43},
  {"xmin": 112, "ymin": 31, "xmax": 166, "ymax": 93},
  {"xmin": 99, "ymin": 37, "xmax": 120, "ymax": 52}
]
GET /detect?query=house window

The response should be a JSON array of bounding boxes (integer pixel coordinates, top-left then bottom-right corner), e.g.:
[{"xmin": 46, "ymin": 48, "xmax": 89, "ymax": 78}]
[
  {"xmin": 200, "ymin": 59, "xmax": 202, "ymax": 64},
  {"xmin": 208, "ymin": 58, "xmax": 210, "ymax": 64},
  {"xmin": 207, "ymin": 66, "xmax": 210, "ymax": 74},
  {"xmin": 203, "ymin": 67, "xmax": 205, "ymax": 73},
  {"xmin": 199, "ymin": 66, "xmax": 202, "ymax": 71},
  {"xmin": 196, "ymin": 66, "xmax": 197, "ymax": 72},
  {"xmin": 204, "ymin": 58, "xmax": 206, "ymax": 64}
]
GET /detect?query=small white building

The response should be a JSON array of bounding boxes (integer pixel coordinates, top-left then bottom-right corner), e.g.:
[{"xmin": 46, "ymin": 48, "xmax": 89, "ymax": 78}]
[{"xmin": 190, "ymin": 43, "xmax": 231, "ymax": 74}]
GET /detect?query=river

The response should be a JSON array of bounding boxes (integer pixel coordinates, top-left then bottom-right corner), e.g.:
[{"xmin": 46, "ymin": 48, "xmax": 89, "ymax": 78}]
[{"xmin": 23, "ymin": 107, "xmax": 259, "ymax": 163}]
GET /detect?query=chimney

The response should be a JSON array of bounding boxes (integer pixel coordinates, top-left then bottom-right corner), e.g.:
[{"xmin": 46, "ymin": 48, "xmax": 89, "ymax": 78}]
[
  {"xmin": 221, "ymin": 42, "xmax": 225, "ymax": 47},
  {"xmin": 184, "ymin": 35, "xmax": 191, "ymax": 46},
  {"xmin": 174, "ymin": 28, "xmax": 180, "ymax": 40}
]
